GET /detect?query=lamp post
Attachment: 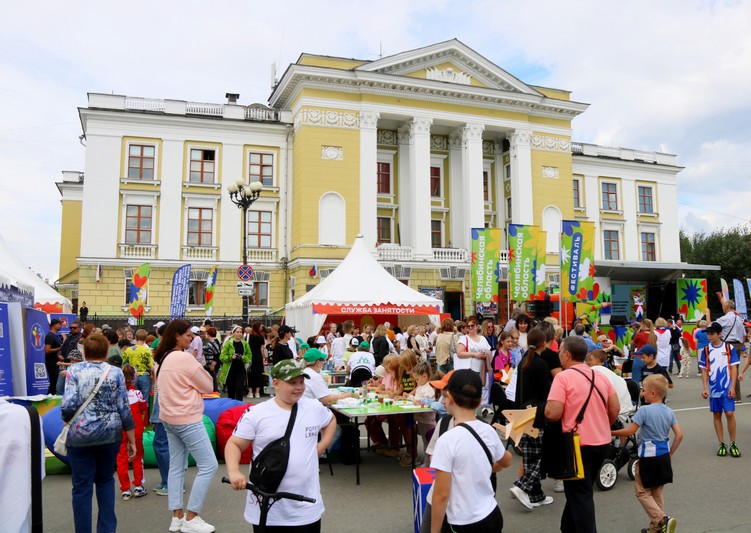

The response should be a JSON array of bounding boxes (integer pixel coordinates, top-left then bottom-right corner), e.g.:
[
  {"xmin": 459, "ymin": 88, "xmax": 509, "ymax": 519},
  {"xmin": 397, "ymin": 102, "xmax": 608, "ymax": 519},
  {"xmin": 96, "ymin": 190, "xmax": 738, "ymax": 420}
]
[{"xmin": 227, "ymin": 179, "xmax": 263, "ymax": 325}]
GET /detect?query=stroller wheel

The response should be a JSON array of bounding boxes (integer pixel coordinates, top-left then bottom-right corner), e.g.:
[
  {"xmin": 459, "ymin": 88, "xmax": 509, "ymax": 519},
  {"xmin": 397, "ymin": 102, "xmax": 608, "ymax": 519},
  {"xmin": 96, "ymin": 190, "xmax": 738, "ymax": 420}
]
[
  {"xmin": 627, "ymin": 457, "xmax": 638, "ymax": 480},
  {"xmin": 596, "ymin": 460, "xmax": 618, "ymax": 491}
]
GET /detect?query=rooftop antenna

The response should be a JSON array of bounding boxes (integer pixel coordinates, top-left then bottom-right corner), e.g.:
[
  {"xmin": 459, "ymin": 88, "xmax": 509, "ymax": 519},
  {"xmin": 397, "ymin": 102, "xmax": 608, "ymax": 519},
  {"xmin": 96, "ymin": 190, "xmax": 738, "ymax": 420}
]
[{"xmin": 379, "ymin": 41, "xmax": 383, "ymax": 59}]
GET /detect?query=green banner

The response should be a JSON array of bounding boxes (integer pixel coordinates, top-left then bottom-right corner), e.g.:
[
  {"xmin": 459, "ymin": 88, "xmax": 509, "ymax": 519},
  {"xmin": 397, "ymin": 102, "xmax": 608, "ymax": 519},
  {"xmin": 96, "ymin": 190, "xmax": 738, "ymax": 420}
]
[
  {"xmin": 508, "ymin": 224, "xmax": 539, "ymax": 301},
  {"xmin": 471, "ymin": 228, "xmax": 502, "ymax": 309},
  {"xmin": 535, "ymin": 230, "xmax": 547, "ymax": 296},
  {"xmin": 561, "ymin": 220, "xmax": 595, "ymax": 300},
  {"xmin": 677, "ymin": 278, "xmax": 707, "ymax": 322}
]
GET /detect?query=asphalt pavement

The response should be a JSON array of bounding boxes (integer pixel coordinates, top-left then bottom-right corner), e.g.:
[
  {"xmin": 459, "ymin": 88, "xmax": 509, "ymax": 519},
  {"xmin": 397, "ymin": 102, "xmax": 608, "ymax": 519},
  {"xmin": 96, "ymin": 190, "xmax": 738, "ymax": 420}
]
[{"xmin": 41, "ymin": 373, "xmax": 751, "ymax": 532}]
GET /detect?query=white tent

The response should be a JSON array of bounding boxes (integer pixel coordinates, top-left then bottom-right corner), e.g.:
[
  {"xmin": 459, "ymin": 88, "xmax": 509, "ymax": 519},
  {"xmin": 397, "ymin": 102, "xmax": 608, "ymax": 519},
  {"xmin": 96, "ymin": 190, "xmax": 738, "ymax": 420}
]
[
  {"xmin": 0, "ymin": 233, "xmax": 72, "ymax": 313},
  {"xmin": 285, "ymin": 235, "xmax": 443, "ymax": 338}
]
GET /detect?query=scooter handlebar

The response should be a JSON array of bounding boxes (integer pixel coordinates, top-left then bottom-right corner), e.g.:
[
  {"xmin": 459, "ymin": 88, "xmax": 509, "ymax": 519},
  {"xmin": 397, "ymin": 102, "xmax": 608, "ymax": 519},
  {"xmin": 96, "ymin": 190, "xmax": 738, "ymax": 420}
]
[{"xmin": 221, "ymin": 477, "xmax": 316, "ymax": 503}]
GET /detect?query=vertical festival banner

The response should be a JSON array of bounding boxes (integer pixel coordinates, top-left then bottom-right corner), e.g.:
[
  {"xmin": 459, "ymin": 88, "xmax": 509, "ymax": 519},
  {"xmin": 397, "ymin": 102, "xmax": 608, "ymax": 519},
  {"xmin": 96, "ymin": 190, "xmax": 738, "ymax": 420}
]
[
  {"xmin": 732, "ymin": 279, "xmax": 747, "ymax": 318},
  {"xmin": 560, "ymin": 220, "xmax": 595, "ymax": 300},
  {"xmin": 205, "ymin": 265, "xmax": 219, "ymax": 316},
  {"xmin": 507, "ymin": 225, "xmax": 539, "ymax": 301},
  {"xmin": 24, "ymin": 307, "xmax": 50, "ymax": 395},
  {"xmin": 676, "ymin": 278, "xmax": 707, "ymax": 322},
  {"xmin": 169, "ymin": 264, "xmax": 192, "ymax": 320},
  {"xmin": 128, "ymin": 263, "xmax": 151, "ymax": 325},
  {"xmin": 534, "ymin": 230, "xmax": 547, "ymax": 296},
  {"xmin": 471, "ymin": 228, "xmax": 502, "ymax": 313},
  {"xmin": 720, "ymin": 278, "xmax": 730, "ymax": 301},
  {"xmin": 0, "ymin": 303, "xmax": 13, "ymax": 396}
]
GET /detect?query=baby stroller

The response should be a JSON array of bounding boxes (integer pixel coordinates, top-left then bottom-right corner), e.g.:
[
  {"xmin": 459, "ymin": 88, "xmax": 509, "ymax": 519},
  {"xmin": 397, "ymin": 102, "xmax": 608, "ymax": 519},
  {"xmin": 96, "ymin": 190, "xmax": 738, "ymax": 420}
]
[{"xmin": 596, "ymin": 379, "xmax": 640, "ymax": 490}]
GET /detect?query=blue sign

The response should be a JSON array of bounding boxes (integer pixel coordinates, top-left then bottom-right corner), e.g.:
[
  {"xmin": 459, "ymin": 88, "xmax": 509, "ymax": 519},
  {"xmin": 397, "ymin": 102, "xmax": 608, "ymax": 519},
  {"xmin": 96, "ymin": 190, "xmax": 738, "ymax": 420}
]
[
  {"xmin": 24, "ymin": 308, "xmax": 50, "ymax": 395},
  {"xmin": 49, "ymin": 313, "xmax": 78, "ymax": 335},
  {"xmin": 169, "ymin": 264, "xmax": 192, "ymax": 320},
  {"xmin": 0, "ymin": 304, "xmax": 13, "ymax": 396},
  {"xmin": 237, "ymin": 264, "xmax": 254, "ymax": 281}
]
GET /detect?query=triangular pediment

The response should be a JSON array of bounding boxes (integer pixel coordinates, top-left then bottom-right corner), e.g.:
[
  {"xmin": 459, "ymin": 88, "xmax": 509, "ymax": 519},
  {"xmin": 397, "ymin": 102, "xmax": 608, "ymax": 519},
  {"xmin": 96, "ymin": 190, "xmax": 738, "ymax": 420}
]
[{"xmin": 356, "ymin": 39, "xmax": 541, "ymax": 96}]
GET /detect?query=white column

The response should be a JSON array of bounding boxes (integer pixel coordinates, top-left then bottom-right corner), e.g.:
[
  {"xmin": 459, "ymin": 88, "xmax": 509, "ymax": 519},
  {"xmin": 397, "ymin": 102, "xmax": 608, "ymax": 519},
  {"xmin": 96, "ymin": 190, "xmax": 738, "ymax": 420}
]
[
  {"xmin": 509, "ymin": 130, "xmax": 533, "ymax": 224},
  {"xmin": 409, "ymin": 117, "xmax": 433, "ymax": 259},
  {"xmin": 359, "ymin": 111, "xmax": 379, "ymax": 248},
  {"xmin": 158, "ymin": 138, "xmax": 184, "ymax": 260},
  {"xmin": 397, "ymin": 126, "xmax": 411, "ymax": 246},
  {"xmin": 448, "ymin": 131, "xmax": 465, "ymax": 249},
  {"xmin": 462, "ymin": 124, "xmax": 486, "ymax": 234},
  {"xmin": 493, "ymin": 140, "xmax": 505, "ymax": 245}
]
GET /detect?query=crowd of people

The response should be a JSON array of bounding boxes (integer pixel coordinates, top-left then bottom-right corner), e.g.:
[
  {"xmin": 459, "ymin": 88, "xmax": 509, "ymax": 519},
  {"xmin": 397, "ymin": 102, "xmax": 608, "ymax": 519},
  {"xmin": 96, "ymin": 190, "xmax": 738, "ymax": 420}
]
[{"xmin": 45, "ymin": 297, "xmax": 751, "ymax": 532}]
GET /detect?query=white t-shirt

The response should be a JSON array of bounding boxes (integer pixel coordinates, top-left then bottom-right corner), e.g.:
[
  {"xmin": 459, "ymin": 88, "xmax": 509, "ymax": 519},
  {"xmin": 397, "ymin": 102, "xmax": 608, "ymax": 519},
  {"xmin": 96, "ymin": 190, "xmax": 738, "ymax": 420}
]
[
  {"xmin": 395, "ymin": 332, "xmax": 405, "ymax": 351},
  {"xmin": 454, "ymin": 335, "xmax": 490, "ymax": 373},
  {"xmin": 233, "ymin": 397, "xmax": 333, "ymax": 526},
  {"xmin": 330, "ymin": 337, "xmax": 347, "ymax": 368},
  {"xmin": 303, "ymin": 368, "xmax": 330, "ymax": 402},
  {"xmin": 655, "ymin": 329, "xmax": 671, "ymax": 367},
  {"xmin": 347, "ymin": 351, "xmax": 375, "ymax": 377},
  {"xmin": 430, "ymin": 420, "xmax": 504, "ymax": 525},
  {"xmin": 591, "ymin": 365, "xmax": 633, "ymax": 417}
]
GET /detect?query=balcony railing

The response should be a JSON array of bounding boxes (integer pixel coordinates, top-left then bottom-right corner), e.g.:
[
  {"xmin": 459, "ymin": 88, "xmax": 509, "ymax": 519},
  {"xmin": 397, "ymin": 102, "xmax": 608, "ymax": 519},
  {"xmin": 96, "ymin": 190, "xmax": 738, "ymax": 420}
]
[
  {"xmin": 186, "ymin": 102, "xmax": 223, "ymax": 116},
  {"xmin": 245, "ymin": 248, "xmax": 277, "ymax": 262},
  {"xmin": 377, "ymin": 244, "xmax": 414, "ymax": 261},
  {"xmin": 432, "ymin": 248, "xmax": 468, "ymax": 262},
  {"xmin": 119, "ymin": 243, "xmax": 157, "ymax": 259},
  {"xmin": 182, "ymin": 246, "xmax": 217, "ymax": 261},
  {"xmin": 245, "ymin": 107, "xmax": 280, "ymax": 121},
  {"xmin": 117, "ymin": 95, "xmax": 280, "ymax": 122}
]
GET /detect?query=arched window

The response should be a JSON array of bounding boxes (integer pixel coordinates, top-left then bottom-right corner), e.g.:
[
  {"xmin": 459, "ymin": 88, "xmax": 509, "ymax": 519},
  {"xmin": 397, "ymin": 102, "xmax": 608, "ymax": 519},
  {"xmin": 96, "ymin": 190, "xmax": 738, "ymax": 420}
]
[
  {"xmin": 319, "ymin": 192, "xmax": 345, "ymax": 245},
  {"xmin": 542, "ymin": 206, "xmax": 562, "ymax": 253}
]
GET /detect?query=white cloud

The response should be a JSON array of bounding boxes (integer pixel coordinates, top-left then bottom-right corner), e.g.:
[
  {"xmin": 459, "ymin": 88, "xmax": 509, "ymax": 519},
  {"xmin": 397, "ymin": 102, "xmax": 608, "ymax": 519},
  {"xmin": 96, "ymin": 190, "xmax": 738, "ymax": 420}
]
[{"xmin": 1, "ymin": 0, "xmax": 750, "ymax": 279}]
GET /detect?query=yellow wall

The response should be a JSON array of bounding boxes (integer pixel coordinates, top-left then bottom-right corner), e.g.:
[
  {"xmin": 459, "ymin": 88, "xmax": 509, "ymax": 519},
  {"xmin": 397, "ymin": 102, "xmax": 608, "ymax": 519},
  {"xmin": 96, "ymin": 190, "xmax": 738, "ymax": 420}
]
[
  {"xmin": 297, "ymin": 54, "xmax": 368, "ymax": 69},
  {"xmin": 59, "ymin": 199, "xmax": 82, "ymax": 279},
  {"xmin": 530, "ymin": 134, "xmax": 575, "ymax": 225},
  {"xmin": 530, "ymin": 86, "xmax": 571, "ymax": 101}
]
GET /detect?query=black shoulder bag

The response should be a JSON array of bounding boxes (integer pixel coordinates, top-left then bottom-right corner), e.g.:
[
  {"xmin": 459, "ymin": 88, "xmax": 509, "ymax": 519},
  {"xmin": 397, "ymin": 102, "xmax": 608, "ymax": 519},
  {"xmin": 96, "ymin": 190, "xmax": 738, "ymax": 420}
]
[
  {"xmin": 25, "ymin": 406, "xmax": 43, "ymax": 533},
  {"xmin": 458, "ymin": 422, "xmax": 498, "ymax": 493},
  {"xmin": 249, "ymin": 403, "xmax": 298, "ymax": 493}
]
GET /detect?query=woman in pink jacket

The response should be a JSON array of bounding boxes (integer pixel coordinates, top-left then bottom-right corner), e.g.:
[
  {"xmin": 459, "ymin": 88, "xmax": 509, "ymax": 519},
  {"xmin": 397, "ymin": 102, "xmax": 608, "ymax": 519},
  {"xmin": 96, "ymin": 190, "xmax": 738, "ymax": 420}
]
[{"xmin": 155, "ymin": 319, "xmax": 217, "ymax": 533}]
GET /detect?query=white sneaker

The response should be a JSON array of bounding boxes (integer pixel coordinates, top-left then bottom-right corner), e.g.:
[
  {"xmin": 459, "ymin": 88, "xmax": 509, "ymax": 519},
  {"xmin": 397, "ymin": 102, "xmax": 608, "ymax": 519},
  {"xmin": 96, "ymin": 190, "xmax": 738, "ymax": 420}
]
[
  {"xmin": 181, "ymin": 515, "xmax": 215, "ymax": 533},
  {"xmin": 532, "ymin": 496, "xmax": 554, "ymax": 507},
  {"xmin": 168, "ymin": 517, "xmax": 183, "ymax": 533},
  {"xmin": 553, "ymin": 480, "xmax": 565, "ymax": 493},
  {"xmin": 510, "ymin": 486, "xmax": 533, "ymax": 510}
]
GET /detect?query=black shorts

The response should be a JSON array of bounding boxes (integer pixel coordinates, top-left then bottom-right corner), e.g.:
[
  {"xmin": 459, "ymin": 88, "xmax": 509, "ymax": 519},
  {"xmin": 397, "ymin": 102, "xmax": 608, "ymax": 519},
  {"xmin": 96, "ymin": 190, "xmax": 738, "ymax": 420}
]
[
  {"xmin": 253, "ymin": 519, "xmax": 321, "ymax": 533},
  {"xmin": 443, "ymin": 505, "xmax": 503, "ymax": 532},
  {"xmin": 638, "ymin": 454, "xmax": 673, "ymax": 488}
]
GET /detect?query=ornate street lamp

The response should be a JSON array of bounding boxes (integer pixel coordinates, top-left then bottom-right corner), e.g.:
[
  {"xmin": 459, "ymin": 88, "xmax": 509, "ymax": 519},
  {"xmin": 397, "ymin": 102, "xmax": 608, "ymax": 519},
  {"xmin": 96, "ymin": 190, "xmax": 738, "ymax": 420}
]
[{"xmin": 227, "ymin": 179, "xmax": 263, "ymax": 325}]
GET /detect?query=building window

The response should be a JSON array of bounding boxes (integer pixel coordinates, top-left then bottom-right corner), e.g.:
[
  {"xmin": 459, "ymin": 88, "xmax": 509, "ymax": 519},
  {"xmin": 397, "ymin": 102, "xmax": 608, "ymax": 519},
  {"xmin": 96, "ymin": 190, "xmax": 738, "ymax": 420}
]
[
  {"xmin": 506, "ymin": 197, "xmax": 512, "ymax": 218},
  {"xmin": 431, "ymin": 220, "xmax": 442, "ymax": 248},
  {"xmin": 377, "ymin": 162, "xmax": 391, "ymax": 194},
  {"xmin": 125, "ymin": 205, "xmax": 152, "ymax": 244},
  {"xmin": 641, "ymin": 232, "xmax": 656, "ymax": 261},
  {"xmin": 573, "ymin": 179, "xmax": 581, "ymax": 208},
  {"xmin": 483, "ymin": 170, "xmax": 491, "ymax": 202},
  {"xmin": 128, "ymin": 145, "xmax": 155, "ymax": 180},
  {"xmin": 638, "ymin": 186, "xmax": 654, "ymax": 214},
  {"xmin": 188, "ymin": 280, "xmax": 206, "ymax": 306},
  {"xmin": 249, "ymin": 281, "xmax": 269, "ymax": 307},
  {"xmin": 603, "ymin": 230, "xmax": 620, "ymax": 260},
  {"xmin": 187, "ymin": 208, "xmax": 213, "ymax": 246},
  {"xmin": 249, "ymin": 152, "xmax": 274, "ymax": 187},
  {"xmin": 504, "ymin": 164, "xmax": 511, "ymax": 180},
  {"xmin": 248, "ymin": 211, "xmax": 272, "ymax": 248},
  {"xmin": 377, "ymin": 217, "xmax": 392, "ymax": 244},
  {"xmin": 430, "ymin": 166, "xmax": 441, "ymax": 197},
  {"xmin": 189, "ymin": 149, "xmax": 215, "ymax": 183},
  {"xmin": 601, "ymin": 182, "xmax": 618, "ymax": 210}
]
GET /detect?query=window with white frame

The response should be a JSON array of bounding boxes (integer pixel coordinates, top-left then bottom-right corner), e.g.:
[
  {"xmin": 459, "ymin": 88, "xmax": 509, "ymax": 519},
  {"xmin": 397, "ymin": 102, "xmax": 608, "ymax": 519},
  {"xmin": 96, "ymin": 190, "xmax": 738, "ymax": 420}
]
[
  {"xmin": 128, "ymin": 144, "xmax": 155, "ymax": 180},
  {"xmin": 603, "ymin": 230, "xmax": 620, "ymax": 260},
  {"xmin": 188, "ymin": 279, "xmax": 206, "ymax": 306},
  {"xmin": 431, "ymin": 220, "xmax": 443, "ymax": 248},
  {"xmin": 483, "ymin": 170, "xmax": 491, "ymax": 203},
  {"xmin": 377, "ymin": 217, "xmax": 392, "ymax": 244},
  {"xmin": 637, "ymin": 185, "xmax": 654, "ymax": 214},
  {"xmin": 506, "ymin": 197, "xmax": 512, "ymax": 219},
  {"xmin": 504, "ymin": 163, "xmax": 511, "ymax": 181},
  {"xmin": 573, "ymin": 178, "xmax": 582, "ymax": 208},
  {"xmin": 124, "ymin": 205, "xmax": 152, "ymax": 244},
  {"xmin": 641, "ymin": 232, "xmax": 656, "ymax": 261},
  {"xmin": 187, "ymin": 207, "xmax": 213, "ymax": 246},
  {"xmin": 377, "ymin": 162, "xmax": 391, "ymax": 194},
  {"xmin": 249, "ymin": 152, "xmax": 274, "ymax": 187},
  {"xmin": 430, "ymin": 166, "xmax": 441, "ymax": 197},
  {"xmin": 189, "ymin": 149, "xmax": 216, "ymax": 183},
  {"xmin": 248, "ymin": 211, "xmax": 272, "ymax": 248},
  {"xmin": 249, "ymin": 272, "xmax": 270, "ymax": 307},
  {"xmin": 601, "ymin": 182, "xmax": 618, "ymax": 211}
]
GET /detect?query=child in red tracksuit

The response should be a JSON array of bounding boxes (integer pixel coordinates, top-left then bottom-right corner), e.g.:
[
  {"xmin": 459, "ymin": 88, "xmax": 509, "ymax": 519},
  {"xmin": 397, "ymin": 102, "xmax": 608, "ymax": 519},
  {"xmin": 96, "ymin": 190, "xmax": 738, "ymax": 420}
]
[{"xmin": 117, "ymin": 364, "xmax": 148, "ymax": 500}]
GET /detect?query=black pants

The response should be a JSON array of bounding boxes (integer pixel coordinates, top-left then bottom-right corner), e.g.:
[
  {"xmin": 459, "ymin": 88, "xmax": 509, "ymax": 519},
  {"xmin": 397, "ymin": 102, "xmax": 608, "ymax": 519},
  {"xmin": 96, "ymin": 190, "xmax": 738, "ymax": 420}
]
[
  {"xmin": 226, "ymin": 369, "xmax": 246, "ymax": 401},
  {"xmin": 253, "ymin": 519, "xmax": 321, "ymax": 532},
  {"xmin": 560, "ymin": 444, "xmax": 608, "ymax": 533},
  {"xmin": 46, "ymin": 362, "xmax": 59, "ymax": 395},
  {"xmin": 442, "ymin": 505, "xmax": 503, "ymax": 532}
]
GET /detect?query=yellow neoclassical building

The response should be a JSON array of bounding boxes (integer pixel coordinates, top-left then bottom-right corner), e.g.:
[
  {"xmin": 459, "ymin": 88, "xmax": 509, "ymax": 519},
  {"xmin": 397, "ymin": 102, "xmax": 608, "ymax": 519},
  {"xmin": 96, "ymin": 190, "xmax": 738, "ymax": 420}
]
[{"xmin": 56, "ymin": 39, "xmax": 683, "ymax": 322}]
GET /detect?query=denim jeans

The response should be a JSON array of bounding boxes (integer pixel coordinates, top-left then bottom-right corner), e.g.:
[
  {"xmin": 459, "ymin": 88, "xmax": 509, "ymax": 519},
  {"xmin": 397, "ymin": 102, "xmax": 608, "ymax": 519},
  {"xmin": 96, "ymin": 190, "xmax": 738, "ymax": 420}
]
[
  {"xmin": 67, "ymin": 441, "xmax": 121, "ymax": 533},
  {"xmin": 163, "ymin": 420, "xmax": 218, "ymax": 514},
  {"xmin": 135, "ymin": 374, "xmax": 151, "ymax": 406},
  {"xmin": 631, "ymin": 356, "xmax": 645, "ymax": 385},
  {"xmin": 152, "ymin": 422, "xmax": 170, "ymax": 488}
]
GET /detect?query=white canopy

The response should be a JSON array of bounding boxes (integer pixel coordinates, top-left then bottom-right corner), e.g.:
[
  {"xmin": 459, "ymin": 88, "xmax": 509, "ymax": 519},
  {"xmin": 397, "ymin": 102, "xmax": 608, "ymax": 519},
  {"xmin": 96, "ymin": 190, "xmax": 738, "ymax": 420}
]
[
  {"xmin": 285, "ymin": 235, "xmax": 443, "ymax": 338},
  {"xmin": 0, "ymin": 233, "xmax": 72, "ymax": 313}
]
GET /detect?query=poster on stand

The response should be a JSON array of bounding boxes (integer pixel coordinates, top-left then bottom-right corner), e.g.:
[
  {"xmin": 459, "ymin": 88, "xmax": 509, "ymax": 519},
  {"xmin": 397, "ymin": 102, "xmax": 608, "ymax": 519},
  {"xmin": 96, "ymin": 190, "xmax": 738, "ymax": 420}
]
[
  {"xmin": 24, "ymin": 307, "xmax": 51, "ymax": 395},
  {"xmin": 0, "ymin": 303, "xmax": 13, "ymax": 396},
  {"xmin": 49, "ymin": 313, "xmax": 78, "ymax": 334}
]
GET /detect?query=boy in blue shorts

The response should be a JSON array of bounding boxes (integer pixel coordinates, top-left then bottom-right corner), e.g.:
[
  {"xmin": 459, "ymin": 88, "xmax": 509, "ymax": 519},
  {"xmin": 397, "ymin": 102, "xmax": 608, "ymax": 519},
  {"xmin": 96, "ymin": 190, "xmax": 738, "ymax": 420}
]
[
  {"xmin": 613, "ymin": 375, "xmax": 682, "ymax": 533},
  {"xmin": 699, "ymin": 321, "xmax": 740, "ymax": 457}
]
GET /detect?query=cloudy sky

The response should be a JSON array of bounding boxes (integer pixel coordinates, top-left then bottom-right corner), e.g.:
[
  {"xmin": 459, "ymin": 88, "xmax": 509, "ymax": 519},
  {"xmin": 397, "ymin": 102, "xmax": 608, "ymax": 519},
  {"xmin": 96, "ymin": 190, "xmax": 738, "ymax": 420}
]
[{"xmin": 1, "ymin": 0, "xmax": 750, "ymax": 281}]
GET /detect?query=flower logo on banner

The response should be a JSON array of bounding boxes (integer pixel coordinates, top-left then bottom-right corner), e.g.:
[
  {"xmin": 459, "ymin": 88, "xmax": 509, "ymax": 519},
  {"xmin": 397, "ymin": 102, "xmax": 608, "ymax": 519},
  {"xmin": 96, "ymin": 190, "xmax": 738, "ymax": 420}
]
[{"xmin": 30, "ymin": 324, "xmax": 44, "ymax": 349}]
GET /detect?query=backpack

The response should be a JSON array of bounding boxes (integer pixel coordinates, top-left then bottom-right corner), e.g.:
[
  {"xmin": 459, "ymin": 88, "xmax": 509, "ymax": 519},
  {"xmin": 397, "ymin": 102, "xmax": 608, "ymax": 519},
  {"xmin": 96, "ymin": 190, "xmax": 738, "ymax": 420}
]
[
  {"xmin": 702, "ymin": 344, "xmax": 733, "ymax": 370},
  {"xmin": 249, "ymin": 403, "xmax": 297, "ymax": 493}
]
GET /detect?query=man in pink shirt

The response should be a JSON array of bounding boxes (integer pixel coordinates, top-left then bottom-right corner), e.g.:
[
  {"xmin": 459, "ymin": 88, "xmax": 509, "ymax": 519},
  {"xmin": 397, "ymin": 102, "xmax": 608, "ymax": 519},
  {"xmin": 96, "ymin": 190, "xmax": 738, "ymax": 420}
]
[{"xmin": 545, "ymin": 336, "xmax": 619, "ymax": 533}]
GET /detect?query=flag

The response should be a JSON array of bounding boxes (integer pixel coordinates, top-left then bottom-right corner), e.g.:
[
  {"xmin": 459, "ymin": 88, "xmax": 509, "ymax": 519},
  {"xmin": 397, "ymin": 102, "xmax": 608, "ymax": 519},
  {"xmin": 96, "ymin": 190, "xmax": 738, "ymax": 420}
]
[
  {"xmin": 507, "ymin": 225, "xmax": 539, "ymax": 301},
  {"xmin": 560, "ymin": 220, "xmax": 595, "ymax": 300},
  {"xmin": 169, "ymin": 264, "xmax": 191, "ymax": 320},
  {"xmin": 733, "ymin": 279, "xmax": 747, "ymax": 317},
  {"xmin": 471, "ymin": 227, "xmax": 502, "ymax": 306},
  {"xmin": 720, "ymin": 278, "xmax": 730, "ymax": 301},
  {"xmin": 309, "ymin": 264, "xmax": 318, "ymax": 278},
  {"xmin": 677, "ymin": 278, "xmax": 707, "ymax": 322},
  {"xmin": 128, "ymin": 263, "xmax": 150, "ymax": 324},
  {"xmin": 205, "ymin": 265, "xmax": 218, "ymax": 316},
  {"xmin": 534, "ymin": 230, "xmax": 547, "ymax": 296},
  {"xmin": 95, "ymin": 263, "xmax": 103, "ymax": 283}
]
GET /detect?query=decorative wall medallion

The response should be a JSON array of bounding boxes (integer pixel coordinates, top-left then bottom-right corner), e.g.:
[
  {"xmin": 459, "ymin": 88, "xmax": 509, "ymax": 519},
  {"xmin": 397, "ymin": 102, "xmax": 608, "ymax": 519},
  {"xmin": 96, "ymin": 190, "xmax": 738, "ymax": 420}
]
[
  {"xmin": 431, "ymin": 135, "xmax": 448, "ymax": 150},
  {"xmin": 294, "ymin": 108, "xmax": 360, "ymax": 130},
  {"xmin": 377, "ymin": 129, "xmax": 398, "ymax": 145},
  {"xmin": 542, "ymin": 166, "xmax": 560, "ymax": 179},
  {"xmin": 321, "ymin": 146, "xmax": 343, "ymax": 160},
  {"xmin": 482, "ymin": 140, "xmax": 494, "ymax": 155},
  {"xmin": 425, "ymin": 66, "xmax": 472, "ymax": 85},
  {"xmin": 530, "ymin": 134, "xmax": 571, "ymax": 153}
]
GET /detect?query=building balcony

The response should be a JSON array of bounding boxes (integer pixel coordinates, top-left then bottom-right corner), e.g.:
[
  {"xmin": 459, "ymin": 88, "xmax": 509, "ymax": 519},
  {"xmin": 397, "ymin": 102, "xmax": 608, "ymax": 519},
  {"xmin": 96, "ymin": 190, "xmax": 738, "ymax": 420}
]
[
  {"xmin": 377, "ymin": 244, "xmax": 414, "ymax": 261},
  {"xmin": 119, "ymin": 243, "xmax": 157, "ymax": 259},
  {"xmin": 245, "ymin": 247, "xmax": 277, "ymax": 262},
  {"xmin": 182, "ymin": 246, "xmax": 217, "ymax": 261},
  {"xmin": 376, "ymin": 245, "xmax": 484, "ymax": 263}
]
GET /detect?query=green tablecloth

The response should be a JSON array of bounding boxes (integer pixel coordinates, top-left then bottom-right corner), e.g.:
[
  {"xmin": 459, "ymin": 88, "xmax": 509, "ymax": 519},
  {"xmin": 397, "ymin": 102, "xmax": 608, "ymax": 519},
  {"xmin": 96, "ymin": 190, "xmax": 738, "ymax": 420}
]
[{"xmin": 332, "ymin": 402, "xmax": 433, "ymax": 417}]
